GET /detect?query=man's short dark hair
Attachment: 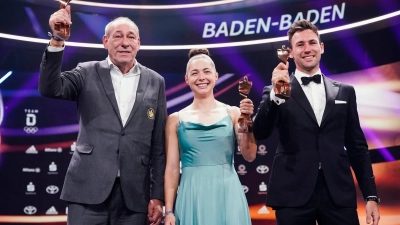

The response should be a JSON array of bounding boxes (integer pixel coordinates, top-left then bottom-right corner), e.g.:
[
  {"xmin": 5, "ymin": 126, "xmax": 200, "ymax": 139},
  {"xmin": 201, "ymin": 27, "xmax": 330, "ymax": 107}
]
[{"xmin": 287, "ymin": 19, "xmax": 321, "ymax": 48}]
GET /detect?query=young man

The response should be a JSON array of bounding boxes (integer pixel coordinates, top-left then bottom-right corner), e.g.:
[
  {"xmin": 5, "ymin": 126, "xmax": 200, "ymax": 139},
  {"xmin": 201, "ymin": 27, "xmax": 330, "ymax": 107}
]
[
  {"xmin": 253, "ymin": 19, "xmax": 380, "ymax": 225},
  {"xmin": 39, "ymin": 5, "xmax": 166, "ymax": 225}
]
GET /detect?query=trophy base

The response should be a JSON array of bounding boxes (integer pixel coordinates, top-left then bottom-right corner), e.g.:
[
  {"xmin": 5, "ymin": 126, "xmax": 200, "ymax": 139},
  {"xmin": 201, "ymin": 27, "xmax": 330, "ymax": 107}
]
[
  {"xmin": 238, "ymin": 126, "xmax": 253, "ymax": 133},
  {"xmin": 238, "ymin": 116, "xmax": 253, "ymax": 133},
  {"xmin": 275, "ymin": 93, "xmax": 290, "ymax": 100},
  {"xmin": 274, "ymin": 81, "xmax": 291, "ymax": 99}
]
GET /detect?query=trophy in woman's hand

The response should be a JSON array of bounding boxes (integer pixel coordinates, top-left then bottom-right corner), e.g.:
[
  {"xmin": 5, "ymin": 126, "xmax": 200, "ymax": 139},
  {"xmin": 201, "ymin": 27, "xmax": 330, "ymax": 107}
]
[
  {"xmin": 238, "ymin": 76, "xmax": 253, "ymax": 133},
  {"xmin": 54, "ymin": 0, "xmax": 72, "ymax": 39},
  {"xmin": 275, "ymin": 45, "xmax": 291, "ymax": 99}
]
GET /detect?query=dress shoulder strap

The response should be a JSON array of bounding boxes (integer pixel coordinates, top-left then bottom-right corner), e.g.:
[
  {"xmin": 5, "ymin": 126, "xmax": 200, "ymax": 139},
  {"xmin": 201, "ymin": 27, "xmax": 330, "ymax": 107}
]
[{"xmin": 224, "ymin": 104, "xmax": 230, "ymax": 114}]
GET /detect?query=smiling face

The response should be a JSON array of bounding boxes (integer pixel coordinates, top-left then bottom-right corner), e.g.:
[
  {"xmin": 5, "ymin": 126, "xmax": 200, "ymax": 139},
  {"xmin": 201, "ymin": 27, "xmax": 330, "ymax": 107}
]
[
  {"xmin": 185, "ymin": 56, "xmax": 218, "ymax": 96},
  {"xmin": 103, "ymin": 20, "xmax": 140, "ymax": 73},
  {"xmin": 289, "ymin": 29, "xmax": 324, "ymax": 75}
]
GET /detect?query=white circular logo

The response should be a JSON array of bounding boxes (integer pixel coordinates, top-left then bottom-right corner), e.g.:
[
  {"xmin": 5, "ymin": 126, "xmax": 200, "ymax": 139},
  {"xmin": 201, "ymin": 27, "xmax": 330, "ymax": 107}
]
[
  {"xmin": 257, "ymin": 144, "xmax": 268, "ymax": 155},
  {"xmin": 24, "ymin": 206, "xmax": 37, "ymax": 215},
  {"xmin": 256, "ymin": 165, "xmax": 269, "ymax": 174},
  {"xmin": 259, "ymin": 145, "xmax": 266, "ymax": 151},
  {"xmin": 46, "ymin": 185, "xmax": 59, "ymax": 194},
  {"xmin": 237, "ymin": 164, "xmax": 247, "ymax": 175},
  {"xmin": 242, "ymin": 185, "xmax": 249, "ymax": 193}
]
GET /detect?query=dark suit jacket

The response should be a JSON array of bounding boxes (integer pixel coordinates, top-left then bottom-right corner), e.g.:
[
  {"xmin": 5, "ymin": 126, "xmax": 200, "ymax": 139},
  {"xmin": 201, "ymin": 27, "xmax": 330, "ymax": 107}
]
[
  {"xmin": 39, "ymin": 49, "xmax": 167, "ymax": 213},
  {"xmin": 253, "ymin": 74, "xmax": 377, "ymax": 208}
]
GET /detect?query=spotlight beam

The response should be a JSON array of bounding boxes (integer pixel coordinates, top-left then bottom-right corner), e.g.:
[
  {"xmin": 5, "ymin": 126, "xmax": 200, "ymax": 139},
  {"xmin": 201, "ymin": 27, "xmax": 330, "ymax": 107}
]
[
  {"xmin": 68, "ymin": 0, "xmax": 244, "ymax": 9},
  {"xmin": 0, "ymin": 10, "xmax": 399, "ymax": 50},
  {"xmin": 0, "ymin": 71, "xmax": 13, "ymax": 84}
]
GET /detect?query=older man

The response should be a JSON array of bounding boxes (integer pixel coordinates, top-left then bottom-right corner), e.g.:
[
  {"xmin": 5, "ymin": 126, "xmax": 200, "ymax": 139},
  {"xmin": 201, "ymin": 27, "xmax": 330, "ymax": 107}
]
[{"xmin": 39, "ymin": 5, "xmax": 166, "ymax": 225}]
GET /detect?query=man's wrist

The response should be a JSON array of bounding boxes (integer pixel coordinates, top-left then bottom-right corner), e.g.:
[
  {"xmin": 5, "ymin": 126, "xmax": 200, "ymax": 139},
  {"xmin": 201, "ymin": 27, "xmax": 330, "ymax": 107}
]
[
  {"xmin": 48, "ymin": 32, "xmax": 64, "ymax": 41},
  {"xmin": 49, "ymin": 39, "xmax": 65, "ymax": 48},
  {"xmin": 365, "ymin": 196, "xmax": 380, "ymax": 206},
  {"xmin": 48, "ymin": 32, "xmax": 65, "ymax": 47},
  {"xmin": 270, "ymin": 89, "xmax": 285, "ymax": 105}
]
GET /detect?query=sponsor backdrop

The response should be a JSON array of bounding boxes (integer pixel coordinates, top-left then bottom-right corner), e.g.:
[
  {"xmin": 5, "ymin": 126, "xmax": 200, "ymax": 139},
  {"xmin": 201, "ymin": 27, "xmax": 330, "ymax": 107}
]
[{"xmin": 0, "ymin": 0, "xmax": 400, "ymax": 224}]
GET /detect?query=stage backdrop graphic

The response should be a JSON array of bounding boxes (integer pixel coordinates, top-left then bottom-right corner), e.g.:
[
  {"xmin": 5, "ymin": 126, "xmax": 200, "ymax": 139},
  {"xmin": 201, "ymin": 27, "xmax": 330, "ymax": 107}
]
[{"xmin": 0, "ymin": 0, "xmax": 400, "ymax": 224}]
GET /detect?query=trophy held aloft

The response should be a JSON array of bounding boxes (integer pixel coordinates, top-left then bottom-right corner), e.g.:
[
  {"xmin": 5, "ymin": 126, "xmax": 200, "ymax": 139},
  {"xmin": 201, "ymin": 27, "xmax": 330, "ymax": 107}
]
[
  {"xmin": 54, "ymin": 0, "xmax": 72, "ymax": 39},
  {"xmin": 275, "ymin": 45, "xmax": 291, "ymax": 99},
  {"xmin": 238, "ymin": 76, "xmax": 253, "ymax": 133}
]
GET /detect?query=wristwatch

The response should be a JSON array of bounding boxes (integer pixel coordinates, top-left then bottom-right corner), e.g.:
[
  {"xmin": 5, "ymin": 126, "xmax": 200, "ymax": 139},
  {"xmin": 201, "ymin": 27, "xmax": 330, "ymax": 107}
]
[{"xmin": 365, "ymin": 196, "xmax": 380, "ymax": 206}]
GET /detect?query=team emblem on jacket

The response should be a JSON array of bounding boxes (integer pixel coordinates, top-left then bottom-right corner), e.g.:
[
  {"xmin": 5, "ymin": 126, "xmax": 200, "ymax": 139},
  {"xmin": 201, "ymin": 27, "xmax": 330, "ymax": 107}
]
[{"xmin": 147, "ymin": 108, "xmax": 155, "ymax": 119}]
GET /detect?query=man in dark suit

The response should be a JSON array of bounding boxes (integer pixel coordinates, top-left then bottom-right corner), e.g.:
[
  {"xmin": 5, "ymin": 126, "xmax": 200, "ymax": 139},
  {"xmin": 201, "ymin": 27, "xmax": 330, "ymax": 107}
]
[
  {"xmin": 39, "ymin": 5, "xmax": 166, "ymax": 225},
  {"xmin": 253, "ymin": 19, "xmax": 380, "ymax": 225}
]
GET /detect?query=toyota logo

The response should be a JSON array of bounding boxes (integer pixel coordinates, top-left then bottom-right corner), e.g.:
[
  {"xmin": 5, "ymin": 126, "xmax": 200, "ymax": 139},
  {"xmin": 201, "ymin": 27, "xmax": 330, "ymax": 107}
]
[
  {"xmin": 256, "ymin": 165, "xmax": 269, "ymax": 174},
  {"xmin": 24, "ymin": 206, "xmax": 37, "ymax": 215},
  {"xmin": 46, "ymin": 185, "xmax": 59, "ymax": 194}
]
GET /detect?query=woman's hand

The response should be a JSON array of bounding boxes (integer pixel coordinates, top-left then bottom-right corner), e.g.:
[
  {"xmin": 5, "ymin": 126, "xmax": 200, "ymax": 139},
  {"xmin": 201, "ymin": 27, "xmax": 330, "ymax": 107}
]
[{"xmin": 163, "ymin": 213, "xmax": 176, "ymax": 225}]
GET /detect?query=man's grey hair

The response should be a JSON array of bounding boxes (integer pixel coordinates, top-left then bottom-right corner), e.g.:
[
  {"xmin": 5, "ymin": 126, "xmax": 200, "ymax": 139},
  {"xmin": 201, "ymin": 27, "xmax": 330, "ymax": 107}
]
[{"xmin": 104, "ymin": 17, "xmax": 140, "ymax": 37}]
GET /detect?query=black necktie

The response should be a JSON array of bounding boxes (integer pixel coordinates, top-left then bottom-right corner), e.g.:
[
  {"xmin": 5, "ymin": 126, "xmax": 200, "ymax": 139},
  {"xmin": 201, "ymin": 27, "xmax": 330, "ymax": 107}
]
[{"xmin": 301, "ymin": 74, "xmax": 321, "ymax": 85}]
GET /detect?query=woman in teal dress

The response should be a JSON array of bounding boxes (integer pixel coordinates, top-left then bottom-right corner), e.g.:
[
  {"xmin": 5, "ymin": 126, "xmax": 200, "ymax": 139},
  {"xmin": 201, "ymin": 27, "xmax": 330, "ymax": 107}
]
[{"xmin": 164, "ymin": 48, "xmax": 257, "ymax": 225}]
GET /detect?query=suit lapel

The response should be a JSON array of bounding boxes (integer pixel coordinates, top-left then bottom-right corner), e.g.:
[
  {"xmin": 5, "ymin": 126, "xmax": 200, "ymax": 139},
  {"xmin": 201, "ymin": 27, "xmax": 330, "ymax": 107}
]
[
  {"xmin": 290, "ymin": 74, "xmax": 318, "ymax": 125},
  {"xmin": 124, "ymin": 64, "xmax": 149, "ymax": 129},
  {"xmin": 97, "ymin": 60, "xmax": 123, "ymax": 126},
  {"xmin": 321, "ymin": 75, "xmax": 340, "ymax": 127}
]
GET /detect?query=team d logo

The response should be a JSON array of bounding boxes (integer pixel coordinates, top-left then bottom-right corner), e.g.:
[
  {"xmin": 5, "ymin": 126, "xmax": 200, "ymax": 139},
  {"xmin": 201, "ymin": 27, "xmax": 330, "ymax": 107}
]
[
  {"xmin": 256, "ymin": 165, "xmax": 269, "ymax": 174},
  {"xmin": 24, "ymin": 109, "xmax": 39, "ymax": 134},
  {"xmin": 24, "ymin": 206, "xmax": 37, "ymax": 215}
]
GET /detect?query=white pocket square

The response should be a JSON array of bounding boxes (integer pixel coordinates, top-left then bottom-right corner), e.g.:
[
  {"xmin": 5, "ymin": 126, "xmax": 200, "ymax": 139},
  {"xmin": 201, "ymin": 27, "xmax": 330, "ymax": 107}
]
[{"xmin": 335, "ymin": 100, "xmax": 347, "ymax": 104}]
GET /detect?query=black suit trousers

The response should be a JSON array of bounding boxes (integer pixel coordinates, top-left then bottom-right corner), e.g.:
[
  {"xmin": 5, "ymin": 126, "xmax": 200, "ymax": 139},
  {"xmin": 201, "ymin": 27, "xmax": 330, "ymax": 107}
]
[
  {"xmin": 67, "ymin": 178, "xmax": 147, "ymax": 225},
  {"xmin": 274, "ymin": 170, "xmax": 360, "ymax": 225}
]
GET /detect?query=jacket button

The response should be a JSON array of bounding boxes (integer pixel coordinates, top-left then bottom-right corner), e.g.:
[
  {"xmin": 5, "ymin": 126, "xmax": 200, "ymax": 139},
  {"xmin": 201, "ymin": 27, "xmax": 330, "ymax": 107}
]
[
  {"xmin": 116, "ymin": 149, "xmax": 119, "ymax": 154},
  {"xmin": 121, "ymin": 132, "xmax": 125, "ymax": 136}
]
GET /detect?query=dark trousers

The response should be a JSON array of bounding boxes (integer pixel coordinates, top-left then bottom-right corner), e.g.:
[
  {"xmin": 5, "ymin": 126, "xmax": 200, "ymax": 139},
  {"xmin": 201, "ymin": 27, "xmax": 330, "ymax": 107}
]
[
  {"xmin": 67, "ymin": 178, "xmax": 147, "ymax": 225},
  {"xmin": 275, "ymin": 170, "xmax": 360, "ymax": 225}
]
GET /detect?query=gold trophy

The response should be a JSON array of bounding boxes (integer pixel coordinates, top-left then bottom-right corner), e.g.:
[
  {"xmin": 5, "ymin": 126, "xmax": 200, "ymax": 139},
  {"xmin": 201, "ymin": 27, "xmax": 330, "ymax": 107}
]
[
  {"xmin": 54, "ymin": 0, "xmax": 72, "ymax": 39},
  {"xmin": 238, "ymin": 76, "xmax": 253, "ymax": 133},
  {"xmin": 275, "ymin": 45, "xmax": 291, "ymax": 99}
]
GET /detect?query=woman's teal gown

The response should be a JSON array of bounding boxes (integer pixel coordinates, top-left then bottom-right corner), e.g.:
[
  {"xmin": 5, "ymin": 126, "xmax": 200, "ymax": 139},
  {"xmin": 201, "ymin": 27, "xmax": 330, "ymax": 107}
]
[{"xmin": 174, "ymin": 114, "xmax": 252, "ymax": 225}]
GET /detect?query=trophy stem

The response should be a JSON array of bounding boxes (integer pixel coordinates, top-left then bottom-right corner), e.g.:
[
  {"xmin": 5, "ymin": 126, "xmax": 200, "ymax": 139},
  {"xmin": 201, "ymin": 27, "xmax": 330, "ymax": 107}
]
[{"xmin": 274, "ymin": 80, "xmax": 291, "ymax": 99}]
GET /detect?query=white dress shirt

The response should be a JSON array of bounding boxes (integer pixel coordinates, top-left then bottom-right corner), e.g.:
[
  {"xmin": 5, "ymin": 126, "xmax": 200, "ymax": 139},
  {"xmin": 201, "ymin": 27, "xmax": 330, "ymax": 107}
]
[
  {"xmin": 107, "ymin": 57, "xmax": 141, "ymax": 126},
  {"xmin": 107, "ymin": 57, "xmax": 140, "ymax": 177},
  {"xmin": 294, "ymin": 69, "xmax": 326, "ymax": 126}
]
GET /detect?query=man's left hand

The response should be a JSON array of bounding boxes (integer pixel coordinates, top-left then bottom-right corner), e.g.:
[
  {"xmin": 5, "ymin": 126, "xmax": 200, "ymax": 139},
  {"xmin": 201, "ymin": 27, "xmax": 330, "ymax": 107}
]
[
  {"xmin": 148, "ymin": 199, "xmax": 163, "ymax": 225},
  {"xmin": 366, "ymin": 201, "xmax": 380, "ymax": 225}
]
